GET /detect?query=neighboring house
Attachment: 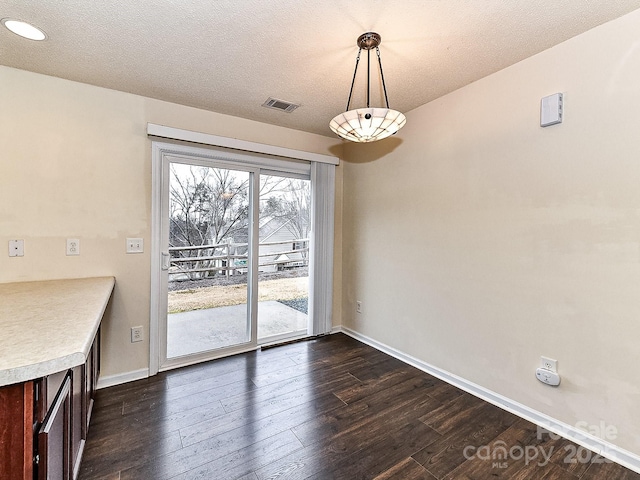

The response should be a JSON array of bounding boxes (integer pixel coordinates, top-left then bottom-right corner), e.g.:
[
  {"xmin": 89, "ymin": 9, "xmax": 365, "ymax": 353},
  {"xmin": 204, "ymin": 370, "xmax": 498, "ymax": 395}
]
[
  {"xmin": 168, "ymin": 217, "xmax": 308, "ymax": 279},
  {"xmin": 258, "ymin": 216, "xmax": 309, "ymax": 273}
]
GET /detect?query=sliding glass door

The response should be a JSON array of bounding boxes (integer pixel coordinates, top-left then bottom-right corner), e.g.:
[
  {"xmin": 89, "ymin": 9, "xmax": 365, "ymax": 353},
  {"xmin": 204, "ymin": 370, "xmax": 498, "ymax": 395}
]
[
  {"xmin": 154, "ymin": 146, "xmax": 316, "ymax": 371},
  {"xmin": 257, "ymin": 174, "xmax": 310, "ymax": 343},
  {"xmin": 166, "ymin": 161, "xmax": 254, "ymax": 359}
]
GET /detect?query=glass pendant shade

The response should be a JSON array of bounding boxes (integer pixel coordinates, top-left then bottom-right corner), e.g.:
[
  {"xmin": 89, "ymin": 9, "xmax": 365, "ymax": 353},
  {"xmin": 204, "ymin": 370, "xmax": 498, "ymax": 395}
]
[
  {"xmin": 330, "ymin": 32, "xmax": 406, "ymax": 143},
  {"xmin": 330, "ymin": 107, "xmax": 406, "ymax": 143}
]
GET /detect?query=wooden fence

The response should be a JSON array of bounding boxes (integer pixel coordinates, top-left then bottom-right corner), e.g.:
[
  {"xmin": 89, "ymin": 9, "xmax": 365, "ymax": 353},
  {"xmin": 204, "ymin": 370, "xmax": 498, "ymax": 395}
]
[{"xmin": 168, "ymin": 239, "xmax": 309, "ymax": 281}]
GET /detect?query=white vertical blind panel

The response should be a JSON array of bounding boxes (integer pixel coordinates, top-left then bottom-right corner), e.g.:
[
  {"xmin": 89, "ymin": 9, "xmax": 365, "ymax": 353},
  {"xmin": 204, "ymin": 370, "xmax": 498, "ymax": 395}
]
[{"xmin": 309, "ymin": 162, "xmax": 336, "ymax": 335}]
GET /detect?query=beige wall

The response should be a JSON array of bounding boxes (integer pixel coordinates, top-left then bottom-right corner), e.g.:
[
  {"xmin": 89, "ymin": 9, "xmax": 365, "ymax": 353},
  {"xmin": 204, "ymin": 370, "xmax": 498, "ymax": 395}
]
[
  {"xmin": 343, "ymin": 10, "xmax": 640, "ymax": 456},
  {"xmin": 4, "ymin": 4, "xmax": 640, "ymax": 460},
  {"xmin": 0, "ymin": 65, "xmax": 343, "ymax": 379}
]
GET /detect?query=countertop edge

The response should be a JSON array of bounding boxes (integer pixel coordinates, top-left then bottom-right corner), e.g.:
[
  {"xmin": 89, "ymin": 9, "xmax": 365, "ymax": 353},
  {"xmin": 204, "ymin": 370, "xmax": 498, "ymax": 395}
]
[
  {"xmin": 0, "ymin": 353, "xmax": 87, "ymax": 387},
  {"xmin": 0, "ymin": 276, "xmax": 115, "ymax": 388},
  {"xmin": 79, "ymin": 276, "xmax": 115, "ymax": 359}
]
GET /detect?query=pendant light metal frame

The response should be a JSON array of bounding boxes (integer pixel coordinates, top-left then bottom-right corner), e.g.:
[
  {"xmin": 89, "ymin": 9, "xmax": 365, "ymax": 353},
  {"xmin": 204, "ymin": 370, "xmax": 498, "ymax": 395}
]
[{"xmin": 330, "ymin": 32, "xmax": 406, "ymax": 143}]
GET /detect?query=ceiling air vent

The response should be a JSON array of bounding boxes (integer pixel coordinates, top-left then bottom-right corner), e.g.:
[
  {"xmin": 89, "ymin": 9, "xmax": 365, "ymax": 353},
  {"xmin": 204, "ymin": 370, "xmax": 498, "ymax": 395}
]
[{"xmin": 262, "ymin": 97, "xmax": 300, "ymax": 113}]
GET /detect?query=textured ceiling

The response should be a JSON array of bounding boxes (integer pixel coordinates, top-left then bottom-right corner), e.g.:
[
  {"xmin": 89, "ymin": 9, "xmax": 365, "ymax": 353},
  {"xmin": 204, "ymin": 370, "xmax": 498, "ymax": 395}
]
[{"xmin": 2, "ymin": 1, "xmax": 640, "ymax": 137}]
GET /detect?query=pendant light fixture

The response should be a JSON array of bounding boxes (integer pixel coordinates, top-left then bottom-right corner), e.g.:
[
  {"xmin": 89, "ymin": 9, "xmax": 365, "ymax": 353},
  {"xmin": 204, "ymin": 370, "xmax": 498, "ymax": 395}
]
[{"xmin": 330, "ymin": 32, "xmax": 406, "ymax": 143}]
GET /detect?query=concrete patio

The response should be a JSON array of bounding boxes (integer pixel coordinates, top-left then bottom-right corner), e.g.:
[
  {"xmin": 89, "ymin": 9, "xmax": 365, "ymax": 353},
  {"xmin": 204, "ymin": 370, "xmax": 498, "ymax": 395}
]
[{"xmin": 167, "ymin": 300, "xmax": 307, "ymax": 358}]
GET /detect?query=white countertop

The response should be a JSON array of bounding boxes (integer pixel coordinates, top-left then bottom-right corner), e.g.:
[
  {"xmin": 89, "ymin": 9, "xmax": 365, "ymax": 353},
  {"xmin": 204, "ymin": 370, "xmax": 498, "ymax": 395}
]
[{"xmin": 0, "ymin": 276, "xmax": 115, "ymax": 387}]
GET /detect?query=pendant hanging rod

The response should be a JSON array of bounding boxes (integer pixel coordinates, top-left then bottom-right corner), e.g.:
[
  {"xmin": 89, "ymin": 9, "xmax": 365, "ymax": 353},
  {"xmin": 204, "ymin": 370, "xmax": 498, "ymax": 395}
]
[
  {"xmin": 376, "ymin": 47, "xmax": 390, "ymax": 109},
  {"xmin": 366, "ymin": 47, "xmax": 371, "ymax": 108},
  {"xmin": 345, "ymin": 48, "xmax": 362, "ymax": 112}
]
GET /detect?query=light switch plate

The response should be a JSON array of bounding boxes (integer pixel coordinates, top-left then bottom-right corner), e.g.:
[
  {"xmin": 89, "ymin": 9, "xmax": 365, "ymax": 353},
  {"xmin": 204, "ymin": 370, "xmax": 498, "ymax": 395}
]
[
  {"xmin": 126, "ymin": 238, "xmax": 144, "ymax": 254},
  {"xmin": 8, "ymin": 239, "xmax": 24, "ymax": 257}
]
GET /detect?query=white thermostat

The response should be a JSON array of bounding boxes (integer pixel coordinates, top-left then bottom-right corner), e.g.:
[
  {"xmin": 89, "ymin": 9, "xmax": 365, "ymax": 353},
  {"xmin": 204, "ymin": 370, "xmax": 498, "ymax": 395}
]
[{"xmin": 541, "ymin": 93, "xmax": 563, "ymax": 127}]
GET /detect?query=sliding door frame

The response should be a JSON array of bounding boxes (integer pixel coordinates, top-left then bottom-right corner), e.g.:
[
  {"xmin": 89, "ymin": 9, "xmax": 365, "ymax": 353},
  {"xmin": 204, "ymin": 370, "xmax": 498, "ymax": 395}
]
[
  {"xmin": 159, "ymin": 154, "xmax": 260, "ymax": 371},
  {"xmin": 149, "ymin": 128, "xmax": 338, "ymax": 376}
]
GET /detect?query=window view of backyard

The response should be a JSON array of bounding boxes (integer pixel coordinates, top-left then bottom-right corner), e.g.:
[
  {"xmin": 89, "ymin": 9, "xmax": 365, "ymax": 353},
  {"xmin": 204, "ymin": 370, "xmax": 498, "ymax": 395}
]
[{"xmin": 166, "ymin": 163, "xmax": 310, "ymax": 358}]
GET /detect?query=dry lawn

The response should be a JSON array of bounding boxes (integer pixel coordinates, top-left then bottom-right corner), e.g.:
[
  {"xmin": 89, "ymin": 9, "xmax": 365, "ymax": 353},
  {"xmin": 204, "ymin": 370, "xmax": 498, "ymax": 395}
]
[{"xmin": 168, "ymin": 276, "xmax": 308, "ymax": 313}]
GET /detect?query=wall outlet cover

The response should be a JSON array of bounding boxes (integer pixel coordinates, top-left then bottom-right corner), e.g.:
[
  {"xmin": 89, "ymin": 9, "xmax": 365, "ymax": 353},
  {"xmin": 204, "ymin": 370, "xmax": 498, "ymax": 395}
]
[
  {"xmin": 131, "ymin": 326, "xmax": 144, "ymax": 343},
  {"xmin": 540, "ymin": 356, "xmax": 558, "ymax": 373},
  {"xmin": 66, "ymin": 238, "xmax": 80, "ymax": 256}
]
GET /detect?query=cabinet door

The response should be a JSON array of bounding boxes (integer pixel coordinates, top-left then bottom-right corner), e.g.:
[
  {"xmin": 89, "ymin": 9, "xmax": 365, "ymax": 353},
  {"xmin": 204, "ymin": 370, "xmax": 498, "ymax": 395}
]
[
  {"xmin": 0, "ymin": 381, "xmax": 34, "ymax": 480},
  {"xmin": 38, "ymin": 375, "xmax": 71, "ymax": 480}
]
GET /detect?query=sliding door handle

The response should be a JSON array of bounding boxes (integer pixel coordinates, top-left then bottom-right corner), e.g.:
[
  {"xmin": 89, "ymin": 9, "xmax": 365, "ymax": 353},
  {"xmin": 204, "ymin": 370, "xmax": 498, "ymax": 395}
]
[{"xmin": 161, "ymin": 252, "xmax": 170, "ymax": 271}]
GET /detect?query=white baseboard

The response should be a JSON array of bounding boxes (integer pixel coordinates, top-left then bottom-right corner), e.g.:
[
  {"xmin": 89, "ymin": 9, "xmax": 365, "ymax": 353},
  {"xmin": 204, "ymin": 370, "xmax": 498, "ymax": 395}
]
[
  {"xmin": 339, "ymin": 326, "xmax": 640, "ymax": 474},
  {"xmin": 96, "ymin": 368, "xmax": 149, "ymax": 389}
]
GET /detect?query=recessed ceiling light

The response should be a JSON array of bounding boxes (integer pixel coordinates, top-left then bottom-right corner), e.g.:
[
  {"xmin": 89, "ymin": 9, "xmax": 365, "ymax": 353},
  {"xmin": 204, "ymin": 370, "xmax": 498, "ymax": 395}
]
[{"xmin": 1, "ymin": 18, "xmax": 47, "ymax": 41}]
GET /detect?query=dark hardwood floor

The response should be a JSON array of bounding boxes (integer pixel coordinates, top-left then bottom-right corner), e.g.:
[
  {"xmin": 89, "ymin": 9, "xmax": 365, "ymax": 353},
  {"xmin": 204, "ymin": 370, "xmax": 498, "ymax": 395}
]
[{"xmin": 79, "ymin": 333, "xmax": 640, "ymax": 480}]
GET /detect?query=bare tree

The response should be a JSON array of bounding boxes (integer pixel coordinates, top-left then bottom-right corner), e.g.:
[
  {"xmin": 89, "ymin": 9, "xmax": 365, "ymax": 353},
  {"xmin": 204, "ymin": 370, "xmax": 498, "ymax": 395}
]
[
  {"xmin": 169, "ymin": 167, "xmax": 310, "ymax": 279},
  {"xmin": 169, "ymin": 165, "xmax": 251, "ymax": 247},
  {"xmin": 170, "ymin": 166, "xmax": 209, "ymax": 247},
  {"xmin": 208, "ymin": 168, "xmax": 250, "ymax": 245},
  {"xmin": 261, "ymin": 178, "xmax": 311, "ymax": 240},
  {"xmin": 284, "ymin": 179, "xmax": 311, "ymax": 240}
]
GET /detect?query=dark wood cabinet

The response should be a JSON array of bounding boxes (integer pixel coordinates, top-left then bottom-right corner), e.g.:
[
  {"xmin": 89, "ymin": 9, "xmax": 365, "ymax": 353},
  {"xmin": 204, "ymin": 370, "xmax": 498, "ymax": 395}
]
[
  {"xmin": 0, "ymin": 276, "xmax": 113, "ymax": 480},
  {"xmin": 0, "ymin": 329, "xmax": 100, "ymax": 480},
  {"xmin": 0, "ymin": 381, "xmax": 34, "ymax": 480}
]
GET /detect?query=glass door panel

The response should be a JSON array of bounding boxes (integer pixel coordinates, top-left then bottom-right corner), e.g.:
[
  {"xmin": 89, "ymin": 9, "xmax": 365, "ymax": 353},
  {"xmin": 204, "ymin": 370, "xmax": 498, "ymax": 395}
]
[
  {"xmin": 257, "ymin": 174, "xmax": 310, "ymax": 342},
  {"xmin": 166, "ymin": 162, "xmax": 252, "ymax": 359}
]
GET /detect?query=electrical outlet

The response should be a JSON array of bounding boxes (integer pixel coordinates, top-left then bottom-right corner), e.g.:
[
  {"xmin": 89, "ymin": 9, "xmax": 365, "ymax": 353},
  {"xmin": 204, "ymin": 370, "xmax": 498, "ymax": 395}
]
[
  {"xmin": 131, "ymin": 326, "xmax": 144, "ymax": 343},
  {"xmin": 356, "ymin": 300, "xmax": 362, "ymax": 314},
  {"xmin": 66, "ymin": 238, "xmax": 80, "ymax": 256},
  {"xmin": 126, "ymin": 238, "xmax": 144, "ymax": 254},
  {"xmin": 540, "ymin": 356, "xmax": 558, "ymax": 373}
]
